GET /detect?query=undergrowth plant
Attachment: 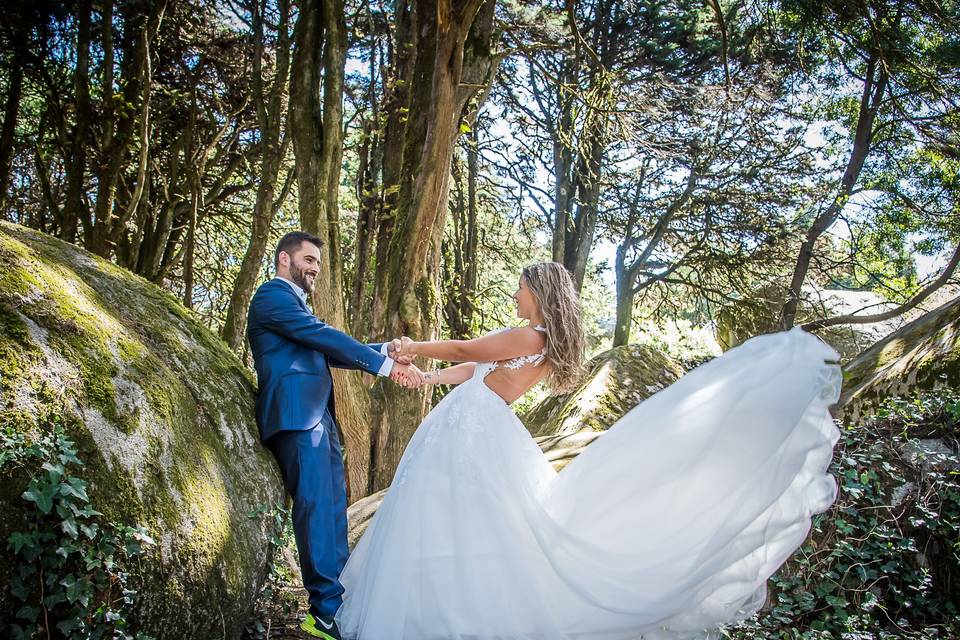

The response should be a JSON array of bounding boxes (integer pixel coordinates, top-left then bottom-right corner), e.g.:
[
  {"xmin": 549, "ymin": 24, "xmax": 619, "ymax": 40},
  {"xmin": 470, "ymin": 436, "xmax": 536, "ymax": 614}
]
[
  {"xmin": 1, "ymin": 414, "xmax": 155, "ymax": 640},
  {"xmin": 725, "ymin": 385, "xmax": 960, "ymax": 639}
]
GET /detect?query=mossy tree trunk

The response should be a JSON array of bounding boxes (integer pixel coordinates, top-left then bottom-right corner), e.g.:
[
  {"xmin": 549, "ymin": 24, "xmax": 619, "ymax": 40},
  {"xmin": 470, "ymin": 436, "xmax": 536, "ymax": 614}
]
[
  {"xmin": 221, "ymin": 0, "xmax": 293, "ymax": 351},
  {"xmin": 0, "ymin": 49, "xmax": 23, "ymax": 213},
  {"xmin": 367, "ymin": 0, "xmax": 497, "ymax": 491},
  {"xmin": 289, "ymin": 0, "xmax": 374, "ymax": 502},
  {"xmin": 349, "ymin": 32, "xmax": 386, "ymax": 338},
  {"xmin": 89, "ymin": 2, "xmax": 165, "ymax": 259},
  {"xmin": 441, "ymin": 132, "xmax": 480, "ymax": 340},
  {"xmin": 60, "ymin": 0, "xmax": 93, "ymax": 244}
]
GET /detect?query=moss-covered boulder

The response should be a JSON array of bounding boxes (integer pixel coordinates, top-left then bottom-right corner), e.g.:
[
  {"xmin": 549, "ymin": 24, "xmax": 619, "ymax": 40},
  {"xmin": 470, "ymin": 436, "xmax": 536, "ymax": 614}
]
[
  {"xmin": 716, "ymin": 285, "xmax": 907, "ymax": 362},
  {"xmin": 838, "ymin": 295, "xmax": 960, "ymax": 422},
  {"xmin": 0, "ymin": 222, "xmax": 284, "ymax": 638},
  {"xmin": 521, "ymin": 343, "xmax": 684, "ymax": 437}
]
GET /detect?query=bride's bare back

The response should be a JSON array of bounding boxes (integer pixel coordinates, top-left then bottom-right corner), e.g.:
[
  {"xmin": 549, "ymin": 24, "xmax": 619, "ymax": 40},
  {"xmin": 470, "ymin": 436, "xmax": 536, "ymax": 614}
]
[{"xmin": 482, "ymin": 327, "xmax": 550, "ymax": 405}]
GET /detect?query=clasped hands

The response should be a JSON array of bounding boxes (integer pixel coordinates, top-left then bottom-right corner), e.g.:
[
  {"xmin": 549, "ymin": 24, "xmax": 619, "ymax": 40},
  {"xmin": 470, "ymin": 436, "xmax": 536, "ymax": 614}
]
[{"xmin": 386, "ymin": 337, "xmax": 423, "ymax": 389}]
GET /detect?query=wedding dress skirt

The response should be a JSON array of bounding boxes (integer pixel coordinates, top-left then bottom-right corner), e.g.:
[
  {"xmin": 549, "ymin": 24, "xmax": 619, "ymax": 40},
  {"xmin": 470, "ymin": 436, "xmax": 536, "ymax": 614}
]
[{"xmin": 337, "ymin": 328, "xmax": 842, "ymax": 639}]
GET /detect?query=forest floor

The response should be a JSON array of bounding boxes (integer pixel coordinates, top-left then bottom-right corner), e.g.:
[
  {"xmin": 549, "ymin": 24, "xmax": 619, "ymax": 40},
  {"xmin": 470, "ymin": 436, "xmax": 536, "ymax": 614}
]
[{"xmin": 243, "ymin": 583, "xmax": 313, "ymax": 639}]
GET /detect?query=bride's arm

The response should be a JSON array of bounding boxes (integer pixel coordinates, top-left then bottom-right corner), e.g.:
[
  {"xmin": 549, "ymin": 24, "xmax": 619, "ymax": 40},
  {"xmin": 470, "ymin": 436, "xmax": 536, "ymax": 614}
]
[
  {"xmin": 404, "ymin": 327, "xmax": 544, "ymax": 363},
  {"xmin": 421, "ymin": 362, "xmax": 476, "ymax": 386}
]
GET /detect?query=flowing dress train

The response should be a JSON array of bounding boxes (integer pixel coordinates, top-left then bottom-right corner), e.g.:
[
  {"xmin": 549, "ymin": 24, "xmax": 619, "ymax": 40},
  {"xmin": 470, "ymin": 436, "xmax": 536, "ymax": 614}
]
[{"xmin": 337, "ymin": 327, "xmax": 842, "ymax": 640}]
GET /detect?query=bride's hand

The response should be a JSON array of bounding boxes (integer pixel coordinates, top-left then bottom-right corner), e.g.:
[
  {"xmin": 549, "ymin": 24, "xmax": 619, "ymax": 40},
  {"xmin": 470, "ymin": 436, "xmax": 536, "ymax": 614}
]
[
  {"xmin": 389, "ymin": 337, "xmax": 416, "ymax": 364},
  {"xmin": 392, "ymin": 336, "xmax": 416, "ymax": 361}
]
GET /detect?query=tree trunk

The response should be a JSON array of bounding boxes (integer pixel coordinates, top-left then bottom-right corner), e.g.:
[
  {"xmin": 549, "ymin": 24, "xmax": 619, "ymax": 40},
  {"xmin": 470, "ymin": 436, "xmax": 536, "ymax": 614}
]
[
  {"xmin": 109, "ymin": 15, "xmax": 155, "ymax": 253},
  {"xmin": 349, "ymin": 40, "xmax": 382, "ymax": 336},
  {"xmin": 61, "ymin": 0, "xmax": 93, "ymax": 244},
  {"xmin": 566, "ymin": 137, "xmax": 604, "ymax": 291},
  {"xmin": 464, "ymin": 126, "xmax": 479, "ymax": 301},
  {"xmin": 613, "ymin": 244, "xmax": 634, "ymax": 346},
  {"xmin": 0, "ymin": 56, "xmax": 24, "ymax": 211},
  {"xmin": 289, "ymin": 0, "xmax": 375, "ymax": 503},
  {"xmin": 779, "ymin": 58, "xmax": 887, "ymax": 330},
  {"xmin": 368, "ymin": 0, "xmax": 497, "ymax": 492},
  {"xmin": 442, "ymin": 153, "xmax": 468, "ymax": 338},
  {"xmin": 182, "ymin": 189, "xmax": 198, "ymax": 309},
  {"xmin": 90, "ymin": 1, "xmax": 164, "ymax": 259},
  {"xmin": 551, "ymin": 60, "xmax": 575, "ymax": 265},
  {"xmin": 221, "ymin": 0, "xmax": 292, "ymax": 350}
]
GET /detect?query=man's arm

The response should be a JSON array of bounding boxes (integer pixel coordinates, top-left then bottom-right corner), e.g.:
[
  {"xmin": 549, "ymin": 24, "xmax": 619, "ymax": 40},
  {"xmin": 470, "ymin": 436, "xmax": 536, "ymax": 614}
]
[
  {"xmin": 252, "ymin": 287, "xmax": 388, "ymax": 376},
  {"xmin": 328, "ymin": 342, "xmax": 411, "ymax": 372}
]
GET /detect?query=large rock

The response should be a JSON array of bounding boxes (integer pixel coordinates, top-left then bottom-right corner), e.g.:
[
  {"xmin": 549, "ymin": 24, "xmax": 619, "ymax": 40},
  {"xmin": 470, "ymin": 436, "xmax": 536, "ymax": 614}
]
[
  {"xmin": 716, "ymin": 285, "xmax": 907, "ymax": 362},
  {"xmin": 0, "ymin": 222, "xmax": 283, "ymax": 638},
  {"xmin": 838, "ymin": 295, "xmax": 960, "ymax": 422},
  {"xmin": 521, "ymin": 343, "xmax": 684, "ymax": 439}
]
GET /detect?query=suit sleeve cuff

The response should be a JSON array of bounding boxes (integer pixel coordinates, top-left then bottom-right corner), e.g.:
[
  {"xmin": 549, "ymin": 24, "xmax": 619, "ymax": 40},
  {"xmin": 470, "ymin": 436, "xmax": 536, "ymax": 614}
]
[{"xmin": 378, "ymin": 356, "xmax": 395, "ymax": 377}]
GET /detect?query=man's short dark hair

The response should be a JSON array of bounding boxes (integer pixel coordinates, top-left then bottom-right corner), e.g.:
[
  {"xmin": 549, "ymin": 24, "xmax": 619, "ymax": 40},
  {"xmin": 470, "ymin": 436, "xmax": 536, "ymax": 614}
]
[{"xmin": 274, "ymin": 231, "xmax": 324, "ymax": 269}]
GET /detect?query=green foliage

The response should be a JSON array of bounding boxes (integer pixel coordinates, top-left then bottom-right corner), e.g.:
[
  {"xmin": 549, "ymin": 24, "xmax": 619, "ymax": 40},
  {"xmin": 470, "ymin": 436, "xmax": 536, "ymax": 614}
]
[
  {"xmin": 2, "ymin": 416, "xmax": 156, "ymax": 640},
  {"xmin": 246, "ymin": 502, "xmax": 295, "ymax": 601},
  {"xmin": 724, "ymin": 388, "xmax": 960, "ymax": 639},
  {"xmin": 243, "ymin": 503, "xmax": 297, "ymax": 639}
]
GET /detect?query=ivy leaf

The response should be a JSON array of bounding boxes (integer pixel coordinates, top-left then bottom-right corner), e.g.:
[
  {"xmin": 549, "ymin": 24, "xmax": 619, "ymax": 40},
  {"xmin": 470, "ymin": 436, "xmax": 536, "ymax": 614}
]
[
  {"xmin": 15, "ymin": 605, "xmax": 39, "ymax": 623},
  {"xmin": 18, "ymin": 562, "xmax": 37, "ymax": 579},
  {"xmin": 43, "ymin": 591, "xmax": 67, "ymax": 609},
  {"xmin": 22, "ymin": 482, "xmax": 57, "ymax": 514},
  {"xmin": 80, "ymin": 522, "xmax": 100, "ymax": 540},
  {"xmin": 8, "ymin": 531, "xmax": 35, "ymax": 555},
  {"xmin": 56, "ymin": 616, "xmax": 80, "ymax": 635},
  {"xmin": 61, "ymin": 517, "xmax": 79, "ymax": 540},
  {"xmin": 60, "ymin": 477, "xmax": 89, "ymax": 501},
  {"xmin": 11, "ymin": 624, "xmax": 30, "ymax": 640},
  {"xmin": 9, "ymin": 574, "xmax": 30, "ymax": 601},
  {"xmin": 63, "ymin": 576, "xmax": 92, "ymax": 607},
  {"xmin": 56, "ymin": 502, "xmax": 75, "ymax": 521},
  {"xmin": 59, "ymin": 450, "xmax": 83, "ymax": 466},
  {"xmin": 42, "ymin": 461, "xmax": 65, "ymax": 481},
  {"xmin": 79, "ymin": 505, "xmax": 103, "ymax": 518}
]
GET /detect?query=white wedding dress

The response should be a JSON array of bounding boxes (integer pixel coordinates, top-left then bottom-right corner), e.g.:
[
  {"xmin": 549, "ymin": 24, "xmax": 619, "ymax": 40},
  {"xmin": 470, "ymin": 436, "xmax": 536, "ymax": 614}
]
[{"xmin": 337, "ymin": 327, "xmax": 842, "ymax": 640}]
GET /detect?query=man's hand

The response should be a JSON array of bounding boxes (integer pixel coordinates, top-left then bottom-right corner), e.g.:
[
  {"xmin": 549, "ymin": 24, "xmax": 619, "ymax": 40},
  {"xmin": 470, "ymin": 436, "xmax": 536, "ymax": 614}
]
[
  {"xmin": 387, "ymin": 338, "xmax": 415, "ymax": 365},
  {"xmin": 389, "ymin": 362, "xmax": 425, "ymax": 388}
]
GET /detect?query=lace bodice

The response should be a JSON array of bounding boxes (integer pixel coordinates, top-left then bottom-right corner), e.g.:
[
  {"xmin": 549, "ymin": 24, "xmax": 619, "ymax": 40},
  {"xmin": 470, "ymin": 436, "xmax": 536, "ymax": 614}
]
[{"xmin": 484, "ymin": 325, "xmax": 547, "ymax": 377}]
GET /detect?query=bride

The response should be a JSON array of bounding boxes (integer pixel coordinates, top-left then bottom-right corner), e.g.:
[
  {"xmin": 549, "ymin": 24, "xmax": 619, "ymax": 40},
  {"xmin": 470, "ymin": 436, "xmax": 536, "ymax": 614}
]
[{"xmin": 336, "ymin": 262, "xmax": 842, "ymax": 640}]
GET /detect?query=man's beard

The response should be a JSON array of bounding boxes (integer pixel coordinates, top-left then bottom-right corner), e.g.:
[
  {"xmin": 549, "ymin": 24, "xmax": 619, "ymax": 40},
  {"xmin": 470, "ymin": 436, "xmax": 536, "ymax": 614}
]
[{"xmin": 290, "ymin": 263, "xmax": 315, "ymax": 294}]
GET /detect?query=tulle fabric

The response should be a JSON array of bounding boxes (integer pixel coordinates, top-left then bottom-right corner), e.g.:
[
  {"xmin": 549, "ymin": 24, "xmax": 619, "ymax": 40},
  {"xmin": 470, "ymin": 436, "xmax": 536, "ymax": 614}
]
[{"xmin": 337, "ymin": 327, "xmax": 842, "ymax": 639}]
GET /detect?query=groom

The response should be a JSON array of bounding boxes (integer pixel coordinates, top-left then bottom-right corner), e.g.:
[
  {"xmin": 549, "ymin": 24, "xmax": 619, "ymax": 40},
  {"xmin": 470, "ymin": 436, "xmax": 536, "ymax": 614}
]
[{"xmin": 247, "ymin": 231, "xmax": 421, "ymax": 639}]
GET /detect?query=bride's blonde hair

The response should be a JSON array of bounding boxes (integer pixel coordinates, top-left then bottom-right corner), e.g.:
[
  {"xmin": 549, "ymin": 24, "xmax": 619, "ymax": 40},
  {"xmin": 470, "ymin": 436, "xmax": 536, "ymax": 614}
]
[{"xmin": 521, "ymin": 262, "xmax": 585, "ymax": 393}]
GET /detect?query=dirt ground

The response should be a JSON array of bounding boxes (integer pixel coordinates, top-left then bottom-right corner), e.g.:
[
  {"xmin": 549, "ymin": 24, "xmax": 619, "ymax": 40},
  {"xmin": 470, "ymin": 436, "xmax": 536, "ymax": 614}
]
[{"xmin": 242, "ymin": 583, "xmax": 313, "ymax": 640}]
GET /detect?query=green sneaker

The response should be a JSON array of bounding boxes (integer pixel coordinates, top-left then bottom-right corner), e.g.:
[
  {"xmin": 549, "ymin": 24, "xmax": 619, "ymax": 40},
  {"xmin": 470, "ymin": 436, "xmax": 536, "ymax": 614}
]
[{"xmin": 300, "ymin": 612, "xmax": 341, "ymax": 640}]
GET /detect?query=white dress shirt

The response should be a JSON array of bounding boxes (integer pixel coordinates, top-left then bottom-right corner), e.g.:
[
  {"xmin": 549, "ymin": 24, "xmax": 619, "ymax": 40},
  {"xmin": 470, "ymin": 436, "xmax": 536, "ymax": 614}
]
[{"xmin": 276, "ymin": 276, "xmax": 394, "ymax": 377}]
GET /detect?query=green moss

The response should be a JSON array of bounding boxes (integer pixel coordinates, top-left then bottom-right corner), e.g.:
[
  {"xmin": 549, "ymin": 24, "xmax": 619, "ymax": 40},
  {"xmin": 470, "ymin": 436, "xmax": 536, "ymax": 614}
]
[
  {"xmin": 0, "ymin": 234, "xmax": 42, "ymax": 298},
  {"xmin": 413, "ymin": 277, "xmax": 437, "ymax": 326},
  {"xmin": 0, "ymin": 303, "xmax": 39, "ymax": 396}
]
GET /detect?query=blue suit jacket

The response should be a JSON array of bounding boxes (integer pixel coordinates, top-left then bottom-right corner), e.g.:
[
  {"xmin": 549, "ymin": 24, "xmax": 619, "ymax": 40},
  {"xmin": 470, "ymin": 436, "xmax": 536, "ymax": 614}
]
[{"xmin": 247, "ymin": 278, "xmax": 387, "ymax": 442}]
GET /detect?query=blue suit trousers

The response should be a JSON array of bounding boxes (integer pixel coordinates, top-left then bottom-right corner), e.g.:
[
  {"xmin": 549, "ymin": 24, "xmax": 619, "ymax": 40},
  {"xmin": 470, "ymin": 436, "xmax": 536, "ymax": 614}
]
[{"xmin": 265, "ymin": 412, "xmax": 349, "ymax": 618}]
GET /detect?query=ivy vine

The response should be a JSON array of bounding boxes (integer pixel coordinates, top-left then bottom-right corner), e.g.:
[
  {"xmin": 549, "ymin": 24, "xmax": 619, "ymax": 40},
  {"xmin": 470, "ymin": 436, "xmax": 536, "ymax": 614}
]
[{"xmin": 2, "ymin": 415, "xmax": 155, "ymax": 640}]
